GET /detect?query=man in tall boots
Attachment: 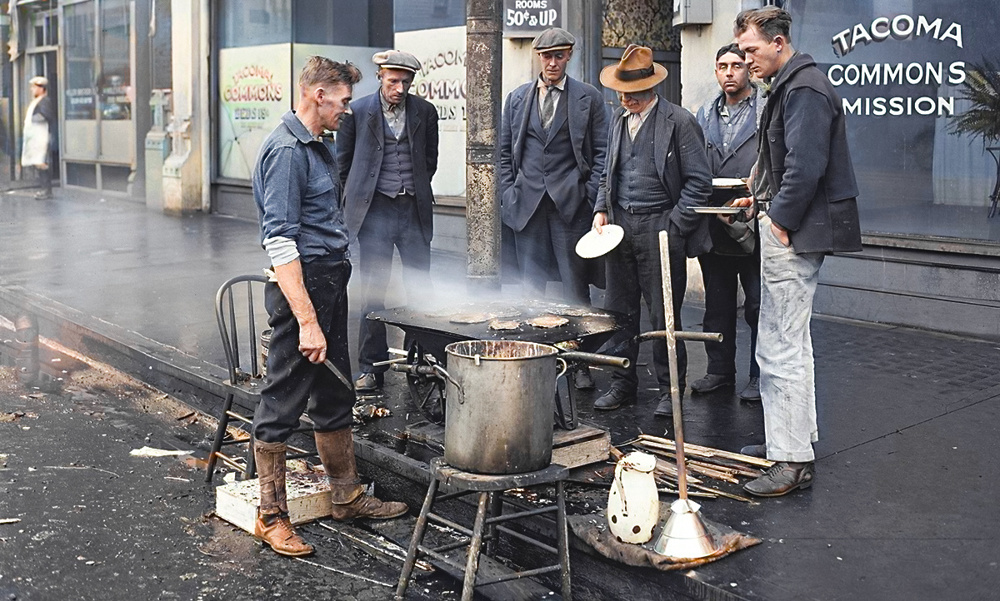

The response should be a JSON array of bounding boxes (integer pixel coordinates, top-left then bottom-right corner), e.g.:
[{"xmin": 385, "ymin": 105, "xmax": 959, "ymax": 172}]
[
  {"xmin": 252, "ymin": 56, "xmax": 407, "ymax": 557},
  {"xmin": 499, "ymin": 27, "xmax": 608, "ymax": 390},
  {"xmin": 337, "ymin": 50, "xmax": 439, "ymax": 394}
]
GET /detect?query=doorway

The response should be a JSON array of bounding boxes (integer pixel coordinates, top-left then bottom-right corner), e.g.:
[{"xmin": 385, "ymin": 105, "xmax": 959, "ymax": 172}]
[{"xmin": 23, "ymin": 4, "xmax": 61, "ymax": 187}]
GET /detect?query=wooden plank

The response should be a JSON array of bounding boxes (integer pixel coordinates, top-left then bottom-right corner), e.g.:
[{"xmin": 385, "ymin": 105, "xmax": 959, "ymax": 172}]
[
  {"xmin": 214, "ymin": 471, "xmax": 333, "ymax": 533},
  {"xmin": 552, "ymin": 428, "xmax": 610, "ymax": 469}
]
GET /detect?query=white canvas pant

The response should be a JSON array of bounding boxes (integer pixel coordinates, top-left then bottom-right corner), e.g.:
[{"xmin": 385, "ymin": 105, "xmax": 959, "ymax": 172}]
[{"xmin": 756, "ymin": 214, "xmax": 825, "ymax": 463}]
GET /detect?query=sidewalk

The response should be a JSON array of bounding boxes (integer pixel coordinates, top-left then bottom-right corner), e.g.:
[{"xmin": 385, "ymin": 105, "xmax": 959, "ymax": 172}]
[{"xmin": 2, "ymin": 188, "xmax": 999, "ymax": 601}]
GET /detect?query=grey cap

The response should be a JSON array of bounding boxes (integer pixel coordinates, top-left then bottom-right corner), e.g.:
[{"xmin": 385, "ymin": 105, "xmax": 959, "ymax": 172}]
[
  {"xmin": 29, "ymin": 76, "xmax": 48, "ymax": 88},
  {"xmin": 532, "ymin": 27, "xmax": 575, "ymax": 52},
  {"xmin": 372, "ymin": 50, "xmax": 420, "ymax": 74}
]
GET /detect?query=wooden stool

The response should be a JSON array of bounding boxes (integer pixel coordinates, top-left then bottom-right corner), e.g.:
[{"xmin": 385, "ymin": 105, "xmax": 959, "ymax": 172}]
[{"xmin": 395, "ymin": 457, "xmax": 571, "ymax": 601}]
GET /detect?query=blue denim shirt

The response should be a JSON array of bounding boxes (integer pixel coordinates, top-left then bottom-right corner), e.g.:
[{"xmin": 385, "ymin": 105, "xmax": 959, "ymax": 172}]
[{"xmin": 253, "ymin": 111, "xmax": 349, "ymax": 262}]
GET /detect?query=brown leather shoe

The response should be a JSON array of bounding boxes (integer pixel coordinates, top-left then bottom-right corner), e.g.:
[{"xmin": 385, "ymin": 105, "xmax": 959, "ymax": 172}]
[
  {"xmin": 328, "ymin": 483, "xmax": 409, "ymax": 521},
  {"xmin": 315, "ymin": 429, "xmax": 409, "ymax": 521},
  {"xmin": 254, "ymin": 512, "xmax": 314, "ymax": 556},
  {"xmin": 743, "ymin": 461, "xmax": 814, "ymax": 497},
  {"xmin": 253, "ymin": 439, "xmax": 313, "ymax": 556}
]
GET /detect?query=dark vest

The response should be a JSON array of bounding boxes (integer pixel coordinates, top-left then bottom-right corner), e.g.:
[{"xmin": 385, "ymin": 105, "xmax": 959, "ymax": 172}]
[
  {"xmin": 375, "ymin": 114, "xmax": 415, "ymax": 197},
  {"xmin": 515, "ymin": 89, "xmax": 577, "ymax": 211},
  {"xmin": 615, "ymin": 116, "xmax": 670, "ymax": 211}
]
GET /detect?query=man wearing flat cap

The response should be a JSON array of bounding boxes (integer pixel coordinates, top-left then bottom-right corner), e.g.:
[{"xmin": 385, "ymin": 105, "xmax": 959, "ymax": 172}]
[
  {"xmin": 592, "ymin": 45, "xmax": 712, "ymax": 417},
  {"xmin": 499, "ymin": 27, "xmax": 609, "ymax": 390},
  {"xmin": 337, "ymin": 50, "xmax": 439, "ymax": 393},
  {"xmin": 22, "ymin": 76, "xmax": 56, "ymax": 200}
]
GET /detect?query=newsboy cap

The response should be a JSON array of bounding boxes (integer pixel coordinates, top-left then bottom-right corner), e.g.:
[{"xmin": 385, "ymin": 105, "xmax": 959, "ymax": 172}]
[
  {"xmin": 29, "ymin": 76, "xmax": 48, "ymax": 88},
  {"xmin": 532, "ymin": 27, "xmax": 575, "ymax": 52},
  {"xmin": 372, "ymin": 50, "xmax": 420, "ymax": 74}
]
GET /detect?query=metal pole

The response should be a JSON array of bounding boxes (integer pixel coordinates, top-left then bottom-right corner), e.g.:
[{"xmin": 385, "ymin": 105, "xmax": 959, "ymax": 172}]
[
  {"xmin": 465, "ymin": 0, "xmax": 503, "ymax": 293},
  {"xmin": 658, "ymin": 230, "xmax": 687, "ymax": 501}
]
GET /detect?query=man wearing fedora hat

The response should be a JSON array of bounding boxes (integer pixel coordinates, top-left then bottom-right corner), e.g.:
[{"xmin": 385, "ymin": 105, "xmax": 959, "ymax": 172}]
[
  {"xmin": 499, "ymin": 27, "xmax": 608, "ymax": 390},
  {"xmin": 592, "ymin": 45, "xmax": 713, "ymax": 417},
  {"xmin": 337, "ymin": 50, "xmax": 439, "ymax": 393}
]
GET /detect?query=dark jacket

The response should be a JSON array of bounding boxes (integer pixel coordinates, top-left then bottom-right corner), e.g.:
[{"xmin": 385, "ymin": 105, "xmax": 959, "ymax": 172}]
[
  {"xmin": 759, "ymin": 52, "xmax": 862, "ymax": 254},
  {"xmin": 696, "ymin": 91, "xmax": 760, "ymax": 255},
  {"xmin": 499, "ymin": 76, "xmax": 609, "ymax": 231},
  {"xmin": 595, "ymin": 97, "xmax": 713, "ymax": 258},
  {"xmin": 337, "ymin": 92, "xmax": 439, "ymax": 244}
]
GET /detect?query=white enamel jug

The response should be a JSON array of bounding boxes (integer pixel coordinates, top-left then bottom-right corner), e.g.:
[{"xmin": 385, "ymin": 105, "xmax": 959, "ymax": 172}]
[{"xmin": 607, "ymin": 451, "xmax": 660, "ymax": 544}]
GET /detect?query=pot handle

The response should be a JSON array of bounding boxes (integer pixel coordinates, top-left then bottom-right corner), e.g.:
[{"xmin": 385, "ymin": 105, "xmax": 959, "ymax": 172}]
[
  {"xmin": 432, "ymin": 365, "xmax": 466, "ymax": 404},
  {"xmin": 555, "ymin": 357, "xmax": 568, "ymax": 380}
]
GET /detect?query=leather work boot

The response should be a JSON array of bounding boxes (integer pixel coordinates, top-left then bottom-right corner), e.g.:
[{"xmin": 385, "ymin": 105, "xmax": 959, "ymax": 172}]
[
  {"xmin": 743, "ymin": 461, "xmax": 815, "ymax": 497},
  {"xmin": 315, "ymin": 429, "xmax": 408, "ymax": 521},
  {"xmin": 739, "ymin": 444, "xmax": 767, "ymax": 459},
  {"xmin": 571, "ymin": 365, "xmax": 595, "ymax": 390},
  {"xmin": 354, "ymin": 372, "xmax": 382, "ymax": 393},
  {"xmin": 253, "ymin": 440, "xmax": 314, "ymax": 557},
  {"xmin": 690, "ymin": 373, "xmax": 735, "ymax": 394},
  {"xmin": 739, "ymin": 377, "xmax": 762, "ymax": 402},
  {"xmin": 593, "ymin": 387, "xmax": 635, "ymax": 411}
]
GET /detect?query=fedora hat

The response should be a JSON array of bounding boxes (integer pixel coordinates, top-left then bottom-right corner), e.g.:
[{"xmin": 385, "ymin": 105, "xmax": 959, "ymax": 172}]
[{"xmin": 600, "ymin": 44, "xmax": 667, "ymax": 93}]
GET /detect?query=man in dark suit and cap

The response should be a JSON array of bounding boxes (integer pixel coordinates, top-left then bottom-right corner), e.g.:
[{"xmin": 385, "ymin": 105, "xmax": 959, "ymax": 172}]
[
  {"xmin": 337, "ymin": 50, "xmax": 439, "ymax": 393},
  {"xmin": 592, "ymin": 45, "xmax": 712, "ymax": 417},
  {"xmin": 499, "ymin": 27, "xmax": 609, "ymax": 389}
]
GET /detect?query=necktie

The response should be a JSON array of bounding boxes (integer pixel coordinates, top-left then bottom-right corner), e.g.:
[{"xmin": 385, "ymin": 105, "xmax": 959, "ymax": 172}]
[
  {"xmin": 540, "ymin": 85, "xmax": 556, "ymax": 130},
  {"xmin": 628, "ymin": 113, "xmax": 642, "ymax": 140}
]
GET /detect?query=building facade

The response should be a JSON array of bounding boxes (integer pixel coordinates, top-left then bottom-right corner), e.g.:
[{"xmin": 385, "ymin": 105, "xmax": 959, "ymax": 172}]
[
  {"xmin": 3, "ymin": 0, "xmax": 997, "ymax": 338},
  {"xmin": 680, "ymin": 0, "xmax": 1000, "ymax": 339}
]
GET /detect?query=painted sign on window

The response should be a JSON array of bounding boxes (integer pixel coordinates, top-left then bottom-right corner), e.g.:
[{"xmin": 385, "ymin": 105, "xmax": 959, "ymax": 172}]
[{"xmin": 217, "ymin": 43, "xmax": 291, "ymax": 181}]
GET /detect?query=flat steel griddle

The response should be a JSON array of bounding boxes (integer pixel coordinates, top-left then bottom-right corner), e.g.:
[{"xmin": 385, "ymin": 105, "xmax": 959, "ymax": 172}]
[{"xmin": 367, "ymin": 299, "xmax": 622, "ymax": 349}]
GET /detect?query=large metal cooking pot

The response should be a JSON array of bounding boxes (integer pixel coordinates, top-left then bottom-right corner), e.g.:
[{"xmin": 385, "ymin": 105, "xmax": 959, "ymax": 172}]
[{"xmin": 443, "ymin": 340, "xmax": 566, "ymax": 474}]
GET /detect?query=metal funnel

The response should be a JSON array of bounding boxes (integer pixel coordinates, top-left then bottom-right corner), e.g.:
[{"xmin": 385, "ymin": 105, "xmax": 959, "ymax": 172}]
[{"xmin": 652, "ymin": 499, "xmax": 721, "ymax": 560}]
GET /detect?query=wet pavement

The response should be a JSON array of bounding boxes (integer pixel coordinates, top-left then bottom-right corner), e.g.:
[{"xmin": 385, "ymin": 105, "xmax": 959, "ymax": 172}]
[
  {"xmin": 0, "ymin": 361, "xmax": 461, "ymax": 601},
  {"xmin": 1, "ymin": 188, "xmax": 1000, "ymax": 600}
]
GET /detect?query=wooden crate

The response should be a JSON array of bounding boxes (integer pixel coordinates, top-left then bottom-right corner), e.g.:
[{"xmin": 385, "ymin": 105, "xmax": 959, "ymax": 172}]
[{"xmin": 215, "ymin": 471, "xmax": 333, "ymax": 533}]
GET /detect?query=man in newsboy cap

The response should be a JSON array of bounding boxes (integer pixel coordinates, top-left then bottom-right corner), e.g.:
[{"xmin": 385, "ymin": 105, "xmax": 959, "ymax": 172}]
[
  {"xmin": 591, "ymin": 44, "xmax": 712, "ymax": 417},
  {"xmin": 337, "ymin": 50, "xmax": 439, "ymax": 393},
  {"xmin": 499, "ymin": 27, "xmax": 609, "ymax": 390}
]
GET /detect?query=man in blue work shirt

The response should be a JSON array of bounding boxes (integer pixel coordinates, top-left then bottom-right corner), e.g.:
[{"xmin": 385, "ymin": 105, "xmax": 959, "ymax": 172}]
[{"xmin": 252, "ymin": 56, "xmax": 407, "ymax": 557}]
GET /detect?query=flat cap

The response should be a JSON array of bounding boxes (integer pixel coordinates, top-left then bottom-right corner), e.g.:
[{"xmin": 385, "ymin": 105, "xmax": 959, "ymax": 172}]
[
  {"xmin": 532, "ymin": 27, "xmax": 575, "ymax": 52},
  {"xmin": 372, "ymin": 50, "xmax": 420, "ymax": 74},
  {"xmin": 29, "ymin": 76, "xmax": 48, "ymax": 88}
]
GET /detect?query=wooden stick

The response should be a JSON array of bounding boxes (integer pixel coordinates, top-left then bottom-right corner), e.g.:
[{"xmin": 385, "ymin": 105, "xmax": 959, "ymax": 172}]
[
  {"xmin": 635, "ymin": 441, "xmax": 763, "ymax": 478},
  {"xmin": 638, "ymin": 434, "xmax": 774, "ymax": 468},
  {"xmin": 638, "ymin": 446, "xmax": 740, "ymax": 484},
  {"xmin": 689, "ymin": 482, "xmax": 756, "ymax": 504}
]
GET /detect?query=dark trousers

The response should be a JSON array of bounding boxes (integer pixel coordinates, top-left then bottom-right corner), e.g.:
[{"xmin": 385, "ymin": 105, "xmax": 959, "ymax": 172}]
[
  {"xmin": 604, "ymin": 209, "xmax": 688, "ymax": 395},
  {"xmin": 698, "ymin": 249, "xmax": 761, "ymax": 377},
  {"xmin": 35, "ymin": 166, "xmax": 51, "ymax": 194},
  {"xmin": 513, "ymin": 194, "xmax": 592, "ymax": 304},
  {"xmin": 253, "ymin": 259, "xmax": 354, "ymax": 443},
  {"xmin": 356, "ymin": 192, "xmax": 431, "ymax": 373}
]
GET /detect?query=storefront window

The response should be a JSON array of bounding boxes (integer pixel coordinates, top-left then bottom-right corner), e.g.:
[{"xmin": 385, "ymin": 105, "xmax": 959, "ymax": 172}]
[
  {"xmin": 789, "ymin": 0, "xmax": 1000, "ymax": 244},
  {"xmin": 64, "ymin": 1, "xmax": 96, "ymax": 120},
  {"xmin": 218, "ymin": 0, "xmax": 292, "ymax": 48},
  {"xmin": 99, "ymin": 0, "xmax": 131, "ymax": 120}
]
